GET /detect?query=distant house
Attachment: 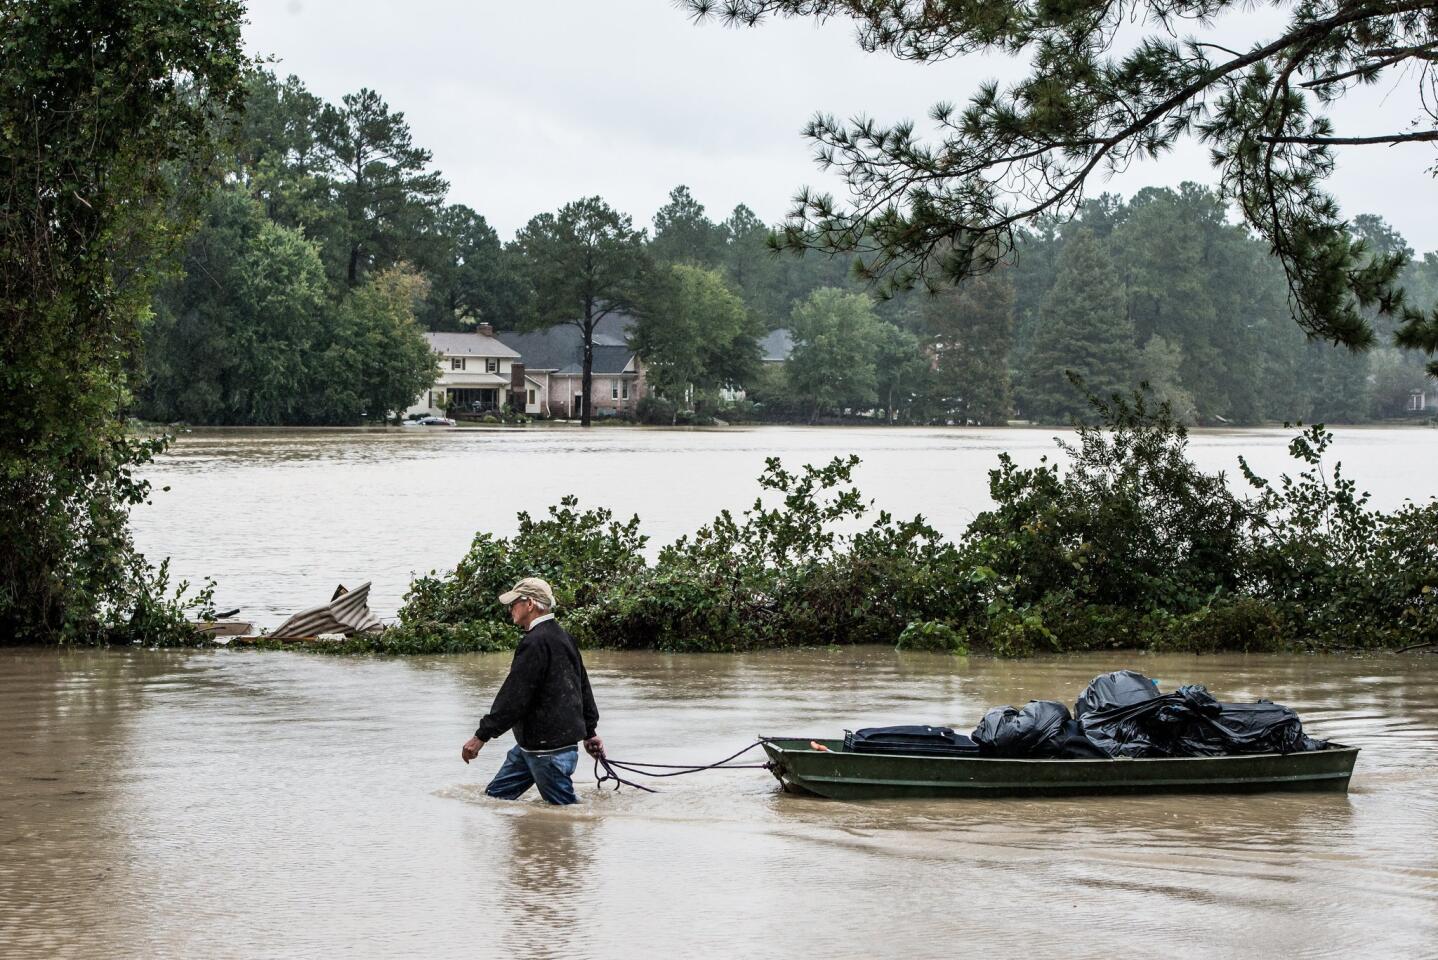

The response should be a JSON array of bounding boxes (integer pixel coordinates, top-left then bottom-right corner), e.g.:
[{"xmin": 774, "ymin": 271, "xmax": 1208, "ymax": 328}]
[
  {"xmin": 1409, "ymin": 387, "xmax": 1433, "ymax": 413},
  {"xmin": 406, "ymin": 324, "xmax": 548, "ymax": 418},
  {"xmin": 721, "ymin": 327, "xmax": 793, "ymax": 404},
  {"xmin": 498, "ymin": 312, "xmax": 647, "ymax": 419}
]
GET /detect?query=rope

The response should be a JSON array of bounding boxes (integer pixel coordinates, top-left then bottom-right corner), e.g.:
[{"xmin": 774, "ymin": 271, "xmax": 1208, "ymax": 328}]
[{"xmin": 593, "ymin": 740, "xmax": 770, "ymax": 793}]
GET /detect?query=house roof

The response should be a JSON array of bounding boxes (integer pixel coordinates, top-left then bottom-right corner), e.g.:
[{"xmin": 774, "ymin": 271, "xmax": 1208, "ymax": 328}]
[
  {"xmin": 423, "ymin": 332, "xmax": 521, "ymax": 358},
  {"xmin": 552, "ymin": 344, "xmax": 634, "ymax": 377},
  {"xmin": 496, "ymin": 312, "xmax": 636, "ymax": 374},
  {"xmin": 759, "ymin": 328, "xmax": 793, "ymax": 363}
]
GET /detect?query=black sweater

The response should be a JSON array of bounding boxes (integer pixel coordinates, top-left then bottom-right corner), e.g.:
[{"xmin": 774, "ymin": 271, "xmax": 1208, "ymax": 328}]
[{"xmin": 475, "ymin": 618, "xmax": 598, "ymax": 751}]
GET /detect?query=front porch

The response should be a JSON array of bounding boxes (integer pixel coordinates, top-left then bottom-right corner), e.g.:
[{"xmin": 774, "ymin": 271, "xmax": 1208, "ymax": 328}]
[{"xmin": 444, "ymin": 387, "xmax": 503, "ymax": 414}]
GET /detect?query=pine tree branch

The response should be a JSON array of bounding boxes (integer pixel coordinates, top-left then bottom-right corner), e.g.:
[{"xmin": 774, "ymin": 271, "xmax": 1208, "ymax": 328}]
[
  {"xmin": 1258, "ymin": 129, "xmax": 1438, "ymax": 144},
  {"xmin": 1300, "ymin": 43, "xmax": 1438, "ymax": 88}
]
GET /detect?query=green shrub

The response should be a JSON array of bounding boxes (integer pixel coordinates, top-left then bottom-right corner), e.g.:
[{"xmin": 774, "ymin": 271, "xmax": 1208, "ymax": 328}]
[
  {"xmin": 964, "ymin": 389, "xmax": 1252, "ymax": 614},
  {"xmin": 1149, "ymin": 599, "xmax": 1293, "ymax": 654},
  {"xmin": 1038, "ymin": 600, "xmax": 1150, "ymax": 652},
  {"xmin": 636, "ymin": 395, "xmax": 676, "ymax": 425},
  {"xmin": 896, "ymin": 620, "xmax": 968, "ymax": 654},
  {"xmin": 1241, "ymin": 427, "xmax": 1438, "ymax": 649},
  {"xmin": 399, "ymin": 496, "xmax": 646, "ymax": 629},
  {"xmin": 961, "ymin": 601, "xmax": 1056, "ymax": 657},
  {"xmin": 566, "ymin": 566, "xmax": 759, "ymax": 652}
]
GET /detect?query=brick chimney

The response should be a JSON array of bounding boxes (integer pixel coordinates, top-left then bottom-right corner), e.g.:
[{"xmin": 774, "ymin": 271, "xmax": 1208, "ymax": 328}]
[
  {"xmin": 509, "ymin": 362, "xmax": 526, "ymax": 411},
  {"xmin": 475, "ymin": 321, "xmax": 495, "ymax": 337}
]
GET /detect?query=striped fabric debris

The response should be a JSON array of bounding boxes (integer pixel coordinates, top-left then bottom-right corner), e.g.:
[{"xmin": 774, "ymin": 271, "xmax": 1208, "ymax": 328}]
[{"xmin": 269, "ymin": 581, "xmax": 383, "ymax": 640}]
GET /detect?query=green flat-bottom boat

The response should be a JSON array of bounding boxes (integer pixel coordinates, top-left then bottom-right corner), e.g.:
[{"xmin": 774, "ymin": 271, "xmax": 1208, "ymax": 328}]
[{"xmin": 761, "ymin": 738, "xmax": 1359, "ymax": 800}]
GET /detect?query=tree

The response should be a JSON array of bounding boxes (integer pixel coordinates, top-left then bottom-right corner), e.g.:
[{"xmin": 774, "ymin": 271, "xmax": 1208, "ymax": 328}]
[
  {"xmin": 143, "ymin": 187, "xmax": 332, "ymax": 425},
  {"xmin": 1020, "ymin": 230, "xmax": 1137, "ymax": 422},
  {"xmin": 418, "ymin": 204, "xmax": 528, "ymax": 330},
  {"xmin": 233, "ymin": 70, "xmax": 332, "ymax": 235},
  {"xmin": 718, "ymin": 203, "xmax": 787, "ymax": 328},
  {"xmin": 316, "ymin": 88, "xmax": 448, "ymax": 286},
  {"xmin": 1, "ymin": 0, "xmax": 247, "ymax": 642},
  {"xmin": 1110, "ymin": 185, "xmax": 1269, "ymax": 422},
  {"xmin": 786, "ymin": 288, "xmax": 883, "ymax": 420},
  {"xmin": 690, "ymin": 0, "xmax": 1438, "ymax": 374},
  {"xmin": 873, "ymin": 322, "xmax": 925, "ymax": 422},
  {"xmin": 635, "ymin": 264, "xmax": 763, "ymax": 406},
  {"xmin": 1137, "ymin": 336, "xmax": 1199, "ymax": 424},
  {"xmin": 1306, "ymin": 340, "xmax": 1373, "ymax": 422},
  {"xmin": 651, "ymin": 185, "xmax": 723, "ymax": 267},
  {"xmin": 1009, "ymin": 218, "xmax": 1065, "ymax": 375},
  {"xmin": 513, "ymin": 198, "xmax": 652, "ymax": 426},
  {"xmin": 922, "ymin": 268, "xmax": 1015, "ymax": 425},
  {"xmin": 320, "ymin": 267, "xmax": 439, "ymax": 423}
]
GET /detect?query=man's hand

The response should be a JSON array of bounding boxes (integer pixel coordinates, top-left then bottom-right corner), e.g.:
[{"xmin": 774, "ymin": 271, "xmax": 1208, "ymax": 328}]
[
  {"xmin": 583, "ymin": 735, "xmax": 605, "ymax": 759},
  {"xmin": 462, "ymin": 736, "xmax": 484, "ymax": 764}
]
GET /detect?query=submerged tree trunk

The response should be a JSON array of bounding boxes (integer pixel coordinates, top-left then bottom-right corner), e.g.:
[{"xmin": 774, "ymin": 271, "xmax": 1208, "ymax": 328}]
[{"xmin": 580, "ymin": 306, "xmax": 594, "ymax": 427}]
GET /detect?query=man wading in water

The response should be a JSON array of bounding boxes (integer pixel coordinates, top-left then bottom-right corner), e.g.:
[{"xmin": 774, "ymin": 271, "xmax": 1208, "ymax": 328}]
[{"xmin": 461, "ymin": 578, "xmax": 603, "ymax": 805}]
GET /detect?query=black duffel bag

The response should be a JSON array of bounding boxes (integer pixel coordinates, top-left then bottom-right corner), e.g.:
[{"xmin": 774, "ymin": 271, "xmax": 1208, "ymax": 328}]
[{"xmin": 844, "ymin": 725, "xmax": 979, "ymax": 757}]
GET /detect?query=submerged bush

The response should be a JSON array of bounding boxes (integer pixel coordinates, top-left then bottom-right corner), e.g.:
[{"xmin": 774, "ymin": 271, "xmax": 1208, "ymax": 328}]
[
  {"xmin": 399, "ymin": 496, "xmax": 646, "ymax": 630},
  {"xmin": 386, "ymin": 390, "xmax": 1436, "ymax": 656},
  {"xmin": 896, "ymin": 620, "xmax": 968, "ymax": 654},
  {"xmin": 1240, "ymin": 427, "xmax": 1438, "ymax": 648},
  {"xmin": 962, "ymin": 390, "xmax": 1252, "ymax": 614}
]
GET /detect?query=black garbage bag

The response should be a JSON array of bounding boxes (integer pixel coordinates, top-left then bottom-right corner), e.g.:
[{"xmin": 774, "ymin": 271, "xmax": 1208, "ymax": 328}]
[
  {"xmin": 1074, "ymin": 669, "xmax": 1161, "ymax": 717},
  {"xmin": 1079, "ymin": 683, "xmax": 1218, "ymax": 757},
  {"xmin": 844, "ymin": 725, "xmax": 979, "ymax": 757},
  {"xmin": 972, "ymin": 701, "xmax": 1107, "ymax": 759},
  {"xmin": 1078, "ymin": 678, "xmax": 1326, "ymax": 758},
  {"xmin": 1173, "ymin": 697, "xmax": 1327, "ymax": 756}
]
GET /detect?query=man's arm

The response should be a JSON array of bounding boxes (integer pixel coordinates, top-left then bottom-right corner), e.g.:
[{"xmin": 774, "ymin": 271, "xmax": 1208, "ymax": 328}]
[
  {"xmin": 475, "ymin": 637, "xmax": 548, "ymax": 743},
  {"xmin": 580, "ymin": 660, "xmax": 603, "ymax": 758},
  {"xmin": 579, "ymin": 661, "xmax": 599, "ymax": 740}
]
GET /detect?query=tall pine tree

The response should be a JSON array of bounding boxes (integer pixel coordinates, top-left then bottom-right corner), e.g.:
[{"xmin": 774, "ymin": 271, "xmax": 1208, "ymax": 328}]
[
  {"xmin": 922, "ymin": 268, "xmax": 1015, "ymax": 425},
  {"xmin": 1020, "ymin": 229, "xmax": 1136, "ymax": 422}
]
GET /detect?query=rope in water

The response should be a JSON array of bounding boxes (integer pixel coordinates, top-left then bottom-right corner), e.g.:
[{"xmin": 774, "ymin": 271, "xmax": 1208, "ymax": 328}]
[{"xmin": 593, "ymin": 740, "xmax": 770, "ymax": 793}]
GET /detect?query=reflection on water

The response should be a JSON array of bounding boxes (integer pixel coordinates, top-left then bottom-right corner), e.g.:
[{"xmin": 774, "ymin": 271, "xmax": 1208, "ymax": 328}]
[
  {"xmin": 2, "ymin": 647, "xmax": 1435, "ymax": 959},
  {"xmin": 130, "ymin": 425, "xmax": 1438, "ymax": 626}
]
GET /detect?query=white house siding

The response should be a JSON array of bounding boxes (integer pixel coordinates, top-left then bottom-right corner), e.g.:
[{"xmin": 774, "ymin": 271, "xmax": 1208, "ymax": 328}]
[
  {"xmin": 523, "ymin": 374, "xmax": 549, "ymax": 416},
  {"xmin": 406, "ymin": 331, "xmax": 522, "ymax": 418}
]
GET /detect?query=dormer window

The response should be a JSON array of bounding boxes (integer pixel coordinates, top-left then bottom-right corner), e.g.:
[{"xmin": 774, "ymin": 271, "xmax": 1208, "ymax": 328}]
[{"xmin": 451, "ymin": 357, "xmax": 465, "ymax": 371}]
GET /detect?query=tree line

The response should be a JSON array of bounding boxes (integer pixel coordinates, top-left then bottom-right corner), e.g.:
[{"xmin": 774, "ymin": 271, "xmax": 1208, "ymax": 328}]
[{"xmin": 138, "ymin": 69, "xmax": 1437, "ymax": 429}]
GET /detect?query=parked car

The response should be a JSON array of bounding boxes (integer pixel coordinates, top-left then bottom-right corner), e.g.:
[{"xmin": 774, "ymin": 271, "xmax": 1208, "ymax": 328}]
[{"xmin": 403, "ymin": 415, "xmax": 455, "ymax": 427}]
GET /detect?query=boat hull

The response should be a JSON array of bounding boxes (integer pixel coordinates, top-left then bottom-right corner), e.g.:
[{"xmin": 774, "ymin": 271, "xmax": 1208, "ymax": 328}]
[{"xmin": 761, "ymin": 738, "xmax": 1358, "ymax": 800}]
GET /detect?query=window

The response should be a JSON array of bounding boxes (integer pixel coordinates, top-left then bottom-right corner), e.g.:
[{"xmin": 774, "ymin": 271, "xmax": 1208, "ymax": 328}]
[
  {"xmin": 451, "ymin": 357, "xmax": 465, "ymax": 371},
  {"xmin": 611, "ymin": 382, "xmax": 619, "ymax": 400},
  {"xmin": 621, "ymin": 380, "xmax": 630, "ymax": 401},
  {"xmin": 486, "ymin": 358, "xmax": 498, "ymax": 373},
  {"xmin": 527, "ymin": 389, "xmax": 536, "ymax": 405}
]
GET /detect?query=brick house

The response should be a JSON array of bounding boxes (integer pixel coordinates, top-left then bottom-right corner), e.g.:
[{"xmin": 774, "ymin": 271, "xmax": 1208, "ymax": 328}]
[{"xmin": 499, "ymin": 312, "xmax": 647, "ymax": 419}]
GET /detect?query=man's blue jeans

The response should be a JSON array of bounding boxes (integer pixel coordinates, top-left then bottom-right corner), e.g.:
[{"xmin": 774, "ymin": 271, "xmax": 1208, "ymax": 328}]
[{"xmin": 485, "ymin": 744, "xmax": 579, "ymax": 805}]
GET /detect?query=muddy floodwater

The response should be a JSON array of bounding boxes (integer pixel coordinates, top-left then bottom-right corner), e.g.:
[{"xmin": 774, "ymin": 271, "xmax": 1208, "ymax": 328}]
[{"xmin": 2, "ymin": 648, "xmax": 1435, "ymax": 959}]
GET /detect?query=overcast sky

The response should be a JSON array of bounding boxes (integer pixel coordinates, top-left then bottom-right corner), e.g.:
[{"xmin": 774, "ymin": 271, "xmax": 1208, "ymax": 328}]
[{"xmin": 244, "ymin": 0, "xmax": 1438, "ymax": 252}]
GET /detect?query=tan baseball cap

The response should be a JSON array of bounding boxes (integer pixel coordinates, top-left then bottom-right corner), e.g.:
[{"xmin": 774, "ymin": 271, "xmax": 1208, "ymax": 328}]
[{"xmin": 498, "ymin": 577, "xmax": 555, "ymax": 609}]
